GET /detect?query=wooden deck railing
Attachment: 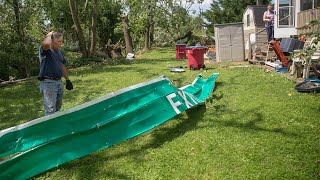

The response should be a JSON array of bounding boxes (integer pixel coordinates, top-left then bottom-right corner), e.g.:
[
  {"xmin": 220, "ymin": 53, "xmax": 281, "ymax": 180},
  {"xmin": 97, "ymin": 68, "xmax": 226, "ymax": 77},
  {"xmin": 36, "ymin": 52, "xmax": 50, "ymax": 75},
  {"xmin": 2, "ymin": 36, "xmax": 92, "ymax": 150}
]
[{"xmin": 297, "ymin": 8, "xmax": 319, "ymax": 35}]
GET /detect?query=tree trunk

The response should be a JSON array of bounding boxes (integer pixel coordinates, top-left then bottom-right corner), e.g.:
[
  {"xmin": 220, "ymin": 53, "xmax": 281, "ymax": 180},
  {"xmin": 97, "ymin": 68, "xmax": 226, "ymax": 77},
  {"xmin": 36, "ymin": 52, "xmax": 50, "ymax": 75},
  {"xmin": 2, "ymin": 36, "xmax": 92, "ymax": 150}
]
[
  {"xmin": 143, "ymin": 3, "xmax": 153, "ymax": 52},
  {"xmin": 142, "ymin": 24, "xmax": 150, "ymax": 52},
  {"xmin": 69, "ymin": 0, "xmax": 88, "ymax": 57},
  {"xmin": 12, "ymin": 0, "xmax": 31, "ymax": 77},
  {"xmin": 121, "ymin": 15, "xmax": 133, "ymax": 54},
  {"xmin": 149, "ymin": 22, "xmax": 154, "ymax": 47},
  {"xmin": 90, "ymin": 0, "xmax": 98, "ymax": 55},
  {"xmin": 111, "ymin": 50, "xmax": 122, "ymax": 58},
  {"xmin": 256, "ymin": 0, "xmax": 263, "ymax": 5},
  {"xmin": 95, "ymin": 51, "xmax": 110, "ymax": 58}
]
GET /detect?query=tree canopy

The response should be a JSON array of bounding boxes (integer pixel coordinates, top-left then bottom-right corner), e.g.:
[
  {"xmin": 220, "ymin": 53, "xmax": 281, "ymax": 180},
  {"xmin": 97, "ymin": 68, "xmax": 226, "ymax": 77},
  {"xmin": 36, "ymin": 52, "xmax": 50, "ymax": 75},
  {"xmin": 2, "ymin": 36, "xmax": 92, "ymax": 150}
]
[
  {"xmin": 203, "ymin": 0, "xmax": 270, "ymax": 34},
  {"xmin": 0, "ymin": 0, "xmax": 207, "ymax": 81}
]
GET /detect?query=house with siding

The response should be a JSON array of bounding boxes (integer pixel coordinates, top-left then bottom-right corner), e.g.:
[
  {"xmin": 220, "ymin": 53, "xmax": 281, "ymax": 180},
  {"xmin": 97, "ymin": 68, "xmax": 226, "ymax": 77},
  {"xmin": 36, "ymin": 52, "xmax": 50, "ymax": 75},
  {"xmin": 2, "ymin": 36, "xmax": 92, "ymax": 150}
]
[
  {"xmin": 274, "ymin": 0, "xmax": 319, "ymax": 38},
  {"xmin": 243, "ymin": 5, "xmax": 269, "ymax": 59},
  {"xmin": 243, "ymin": 1, "xmax": 319, "ymax": 60}
]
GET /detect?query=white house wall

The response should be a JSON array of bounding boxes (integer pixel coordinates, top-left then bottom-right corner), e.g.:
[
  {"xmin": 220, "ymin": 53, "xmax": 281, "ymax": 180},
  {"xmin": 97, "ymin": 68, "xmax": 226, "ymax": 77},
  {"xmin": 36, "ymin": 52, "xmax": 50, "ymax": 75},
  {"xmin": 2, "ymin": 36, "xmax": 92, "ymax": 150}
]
[
  {"xmin": 274, "ymin": 0, "xmax": 301, "ymax": 38},
  {"xmin": 243, "ymin": 8, "xmax": 256, "ymax": 30}
]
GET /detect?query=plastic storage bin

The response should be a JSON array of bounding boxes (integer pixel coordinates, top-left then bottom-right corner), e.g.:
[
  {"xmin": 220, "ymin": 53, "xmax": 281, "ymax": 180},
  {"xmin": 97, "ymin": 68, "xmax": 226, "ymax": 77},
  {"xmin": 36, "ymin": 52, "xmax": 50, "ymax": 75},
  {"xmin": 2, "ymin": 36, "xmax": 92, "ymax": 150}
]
[
  {"xmin": 186, "ymin": 46, "xmax": 208, "ymax": 70},
  {"xmin": 175, "ymin": 44, "xmax": 187, "ymax": 59}
]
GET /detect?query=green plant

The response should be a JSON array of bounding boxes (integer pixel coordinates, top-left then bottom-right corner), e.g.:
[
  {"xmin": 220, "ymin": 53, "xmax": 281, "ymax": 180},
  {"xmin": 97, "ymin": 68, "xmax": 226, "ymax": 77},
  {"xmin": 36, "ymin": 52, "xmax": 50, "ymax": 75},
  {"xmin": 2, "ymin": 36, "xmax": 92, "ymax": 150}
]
[
  {"xmin": 292, "ymin": 37, "xmax": 319, "ymax": 59},
  {"xmin": 292, "ymin": 19, "xmax": 320, "ymax": 60},
  {"xmin": 303, "ymin": 19, "xmax": 320, "ymax": 37}
]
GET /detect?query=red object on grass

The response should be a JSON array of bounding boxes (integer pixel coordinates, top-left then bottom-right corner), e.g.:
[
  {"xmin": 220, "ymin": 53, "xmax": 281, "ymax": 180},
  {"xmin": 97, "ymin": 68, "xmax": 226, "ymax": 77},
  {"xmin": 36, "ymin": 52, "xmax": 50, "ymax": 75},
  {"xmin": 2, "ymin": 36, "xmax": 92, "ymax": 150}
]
[
  {"xmin": 175, "ymin": 44, "xmax": 187, "ymax": 59},
  {"xmin": 186, "ymin": 46, "xmax": 208, "ymax": 70},
  {"xmin": 270, "ymin": 40, "xmax": 289, "ymax": 67}
]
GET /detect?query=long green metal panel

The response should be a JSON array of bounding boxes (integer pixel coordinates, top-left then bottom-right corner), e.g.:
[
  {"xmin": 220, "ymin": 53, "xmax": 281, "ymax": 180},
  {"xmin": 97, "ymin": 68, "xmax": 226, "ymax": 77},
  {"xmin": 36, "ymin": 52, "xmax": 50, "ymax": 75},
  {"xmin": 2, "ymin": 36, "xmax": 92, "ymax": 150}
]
[{"xmin": 0, "ymin": 74, "xmax": 219, "ymax": 179}]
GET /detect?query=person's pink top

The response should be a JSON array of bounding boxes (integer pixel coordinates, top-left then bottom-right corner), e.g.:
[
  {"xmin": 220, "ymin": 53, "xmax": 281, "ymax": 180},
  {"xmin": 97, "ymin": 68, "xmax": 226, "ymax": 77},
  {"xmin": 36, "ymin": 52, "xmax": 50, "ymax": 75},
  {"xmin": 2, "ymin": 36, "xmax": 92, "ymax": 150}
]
[{"xmin": 265, "ymin": 10, "xmax": 274, "ymax": 28}]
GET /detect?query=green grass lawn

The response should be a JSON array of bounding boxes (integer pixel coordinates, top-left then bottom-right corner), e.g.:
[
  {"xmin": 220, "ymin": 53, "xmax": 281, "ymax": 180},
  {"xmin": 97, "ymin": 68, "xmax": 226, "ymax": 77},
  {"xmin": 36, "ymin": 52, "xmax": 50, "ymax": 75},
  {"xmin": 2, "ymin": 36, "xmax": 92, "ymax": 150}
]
[{"xmin": 0, "ymin": 48, "xmax": 319, "ymax": 179}]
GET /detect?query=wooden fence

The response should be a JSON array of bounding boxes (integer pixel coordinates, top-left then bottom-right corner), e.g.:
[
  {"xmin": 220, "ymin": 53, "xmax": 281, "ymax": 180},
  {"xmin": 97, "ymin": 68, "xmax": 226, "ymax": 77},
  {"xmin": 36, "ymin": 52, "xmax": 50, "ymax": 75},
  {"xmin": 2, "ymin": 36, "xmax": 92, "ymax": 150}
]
[{"xmin": 297, "ymin": 8, "xmax": 320, "ymax": 35}]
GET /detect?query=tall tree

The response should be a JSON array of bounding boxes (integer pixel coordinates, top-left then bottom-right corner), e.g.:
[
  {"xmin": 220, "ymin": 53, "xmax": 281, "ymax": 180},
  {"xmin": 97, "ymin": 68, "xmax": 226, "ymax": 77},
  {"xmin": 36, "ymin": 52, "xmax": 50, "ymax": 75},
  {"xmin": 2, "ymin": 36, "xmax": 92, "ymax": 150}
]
[
  {"xmin": 90, "ymin": 0, "xmax": 98, "ymax": 55},
  {"xmin": 69, "ymin": 0, "xmax": 88, "ymax": 57},
  {"xmin": 12, "ymin": 0, "xmax": 31, "ymax": 77},
  {"xmin": 121, "ymin": 15, "xmax": 133, "ymax": 53},
  {"xmin": 142, "ymin": 0, "xmax": 156, "ymax": 52},
  {"xmin": 125, "ymin": 0, "xmax": 159, "ymax": 51},
  {"xmin": 256, "ymin": 0, "xmax": 263, "ymax": 5},
  {"xmin": 149, "ymin": 22, "xmax": 154, "ymax": 47}
]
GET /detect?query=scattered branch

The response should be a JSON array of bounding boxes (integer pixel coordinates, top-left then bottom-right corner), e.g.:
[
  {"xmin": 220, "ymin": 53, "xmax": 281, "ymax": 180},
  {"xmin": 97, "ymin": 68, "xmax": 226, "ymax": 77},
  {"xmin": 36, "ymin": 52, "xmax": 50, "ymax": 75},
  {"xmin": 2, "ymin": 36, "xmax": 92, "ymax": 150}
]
[{"xmin": 0, "ymin": 77, "xmax": 37, "ymax": 87}]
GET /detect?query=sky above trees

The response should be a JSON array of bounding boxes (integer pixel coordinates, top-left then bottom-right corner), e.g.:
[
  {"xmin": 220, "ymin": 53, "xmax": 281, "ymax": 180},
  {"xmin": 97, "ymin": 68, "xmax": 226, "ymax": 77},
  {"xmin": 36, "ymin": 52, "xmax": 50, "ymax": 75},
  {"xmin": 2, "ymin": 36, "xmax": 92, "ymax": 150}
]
[{"xmin": 188, "ymin": 0, "xmax": 212, "ymax": 14}]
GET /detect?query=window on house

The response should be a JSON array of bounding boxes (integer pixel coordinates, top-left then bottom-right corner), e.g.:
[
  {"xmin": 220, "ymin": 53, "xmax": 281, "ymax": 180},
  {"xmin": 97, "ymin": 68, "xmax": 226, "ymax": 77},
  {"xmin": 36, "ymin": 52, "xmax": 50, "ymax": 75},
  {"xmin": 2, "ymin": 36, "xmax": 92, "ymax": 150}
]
[
  {"xmin": 247, "ymin": 14, "xmax": 250, "ymax": 27},
  {"xmin": 316, "ymin": 0, "xmax": 320, "ymax": 8},
  {"xmin": 301, "ymin": 0, "xmax": 320, "ymax": 11},
  {"xmin": 301, "ymin": 0, "xmax": 313, "ymax": 10},
  {"xmin": 278, "ymin": 0, "xmax": 295, "ymax": 27}
]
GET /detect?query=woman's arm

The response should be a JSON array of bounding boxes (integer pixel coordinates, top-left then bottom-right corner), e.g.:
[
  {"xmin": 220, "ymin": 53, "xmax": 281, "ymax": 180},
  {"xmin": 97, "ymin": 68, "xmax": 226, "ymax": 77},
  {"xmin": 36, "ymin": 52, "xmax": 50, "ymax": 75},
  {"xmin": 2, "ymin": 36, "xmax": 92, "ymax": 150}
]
[{"xmin": 263, "ymin": 12, "xmax": 270, "ymax": 22}]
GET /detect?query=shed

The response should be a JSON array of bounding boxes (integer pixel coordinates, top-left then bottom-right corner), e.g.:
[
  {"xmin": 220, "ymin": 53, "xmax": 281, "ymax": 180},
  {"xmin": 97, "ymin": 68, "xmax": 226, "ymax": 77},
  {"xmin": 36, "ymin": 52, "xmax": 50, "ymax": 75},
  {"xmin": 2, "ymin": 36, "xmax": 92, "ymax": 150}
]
[
  {"xmin": 243, "ymin": 5, "xmax": 269, "ymax": 59},
  {"xmin": 214, "ymin": 22, "xmax": 245, "ymax": 62}
]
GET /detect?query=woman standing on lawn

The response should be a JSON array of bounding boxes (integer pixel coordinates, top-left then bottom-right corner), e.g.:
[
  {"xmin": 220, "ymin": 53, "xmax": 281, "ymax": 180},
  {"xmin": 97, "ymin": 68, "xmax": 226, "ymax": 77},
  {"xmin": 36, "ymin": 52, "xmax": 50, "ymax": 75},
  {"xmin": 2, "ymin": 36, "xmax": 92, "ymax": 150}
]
[{"xmin": 263, "ymin": 4, "xmax": 275, "ymax": 42}]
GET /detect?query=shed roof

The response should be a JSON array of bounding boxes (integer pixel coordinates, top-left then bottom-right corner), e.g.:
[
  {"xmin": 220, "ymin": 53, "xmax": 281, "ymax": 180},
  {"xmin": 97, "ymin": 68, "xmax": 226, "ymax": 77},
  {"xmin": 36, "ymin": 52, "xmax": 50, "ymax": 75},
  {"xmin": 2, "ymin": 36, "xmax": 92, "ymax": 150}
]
[
  {"xmin": 214, "ymin": 22, "xmax": 244, "ymax": 27},
  {"xmin": 245, "ymin": 5, "xmax": 267, "ymax": 28}
]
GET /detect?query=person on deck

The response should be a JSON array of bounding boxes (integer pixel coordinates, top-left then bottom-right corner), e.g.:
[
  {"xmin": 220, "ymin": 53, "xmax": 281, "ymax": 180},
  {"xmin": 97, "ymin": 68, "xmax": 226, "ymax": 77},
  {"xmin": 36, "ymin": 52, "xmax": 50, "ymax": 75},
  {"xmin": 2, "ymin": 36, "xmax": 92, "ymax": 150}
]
[
  {"xmin": 38, "ymin": 31, "xmax": 73, "ymax": 115},
  {"xmin": 263, "ymin": 4, "xmax": 275, "ymax": 42}
]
